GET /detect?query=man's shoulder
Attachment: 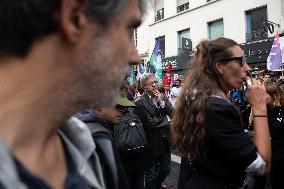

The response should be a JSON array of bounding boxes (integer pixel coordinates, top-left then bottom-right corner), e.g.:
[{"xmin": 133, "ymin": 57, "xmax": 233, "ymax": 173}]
[
  {"xmin": 60, "ymin": 117, "xmax": 106, "ymax": 188},
  {"xmin": 61, "ymin": 117, "xmax": 96, "ymax": 158},
  {"xmin": 0, "ymin": 139, "xmax": 24, "ymax": 189}
]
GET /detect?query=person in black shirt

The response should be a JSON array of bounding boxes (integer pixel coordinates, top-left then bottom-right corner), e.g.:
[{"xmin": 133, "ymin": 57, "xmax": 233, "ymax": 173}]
[
  {"xmin": 171, "ymin": 38, "xmax": 271, "ymax": 189},
  {"xmin": 265, "ymin": 84, "xmax": 284, "ymax": 188}
]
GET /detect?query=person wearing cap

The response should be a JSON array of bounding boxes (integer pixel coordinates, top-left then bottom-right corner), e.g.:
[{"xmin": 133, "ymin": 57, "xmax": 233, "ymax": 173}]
[
  {"xmin": 77, "ymin": 96, "xmax": 151, "ymax": 189},
  {"xmin": 76, "ymin": 95, "xmax": 137, "ymax": 138},
  {"xmin": 116, "ymin": 96, "xmax": 152, "ymax": 189},
  {"xmin": 76, "ymin": 99, "xmax": 130, "ymax": 189},
  {"xmin": 117, "ymin": 96, "xmax": 137, "ymax": 107}
]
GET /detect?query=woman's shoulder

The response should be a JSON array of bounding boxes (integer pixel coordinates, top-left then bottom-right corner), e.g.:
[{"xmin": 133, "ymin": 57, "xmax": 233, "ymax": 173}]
[
  {"xmin": 207, "ymin": 96, "xmax": 234, "ymax": 110},
  {"xmin": 206, "ymin": 96, "xmax": 240, "ymax": 121}
]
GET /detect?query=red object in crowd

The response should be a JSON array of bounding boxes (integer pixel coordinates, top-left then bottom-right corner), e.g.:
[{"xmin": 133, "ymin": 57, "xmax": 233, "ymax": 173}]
[{"xmin": 162, "ymin": 63, "xmax": 172, "ymax": 87}]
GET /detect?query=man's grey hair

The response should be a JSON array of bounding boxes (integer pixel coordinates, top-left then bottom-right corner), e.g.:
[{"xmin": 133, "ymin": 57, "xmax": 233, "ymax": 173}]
[
  {"xmin": 140, "ymin": 73, "xmax": 156, "ymax": 89},
  {"xmin": 0, "ymin": 0, "xmax": 146, "ymax": 58},
  {"xmin": 86, "ymin": 0, "xmax": 146, "ymax": 26}
]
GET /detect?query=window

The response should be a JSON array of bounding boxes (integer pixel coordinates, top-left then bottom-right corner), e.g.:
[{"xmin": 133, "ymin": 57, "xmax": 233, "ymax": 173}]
[
  {"xmin": 155, "ymin": 8, "xmax": 164, "ymax": 22},
  {"xmin": 177, "ymin": 0, "xmax": 189, "ymax": 13},
  {"xmin": 155, "ymin": 36, "xmax": 165, "ymax": 58},
  {"xmin": 155, "ymin": 0, "xmax": 164, "ymax": 22},
  {"xmin": 178, "ymin": 29, "xmax": 191, "ymax": 54},
  {"xmin": 208, "ymin": 19, "xmax": 224, "ymax": 39},
  {"xmin": 246, "ymin": 6, "xmax": 268, "ymax": 42}
]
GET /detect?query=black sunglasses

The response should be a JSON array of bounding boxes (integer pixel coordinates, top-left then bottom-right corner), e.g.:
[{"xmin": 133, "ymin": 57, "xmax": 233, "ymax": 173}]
[{"xmin": 220, "ymin": 56, "xmax": 246, "ymax": 67}]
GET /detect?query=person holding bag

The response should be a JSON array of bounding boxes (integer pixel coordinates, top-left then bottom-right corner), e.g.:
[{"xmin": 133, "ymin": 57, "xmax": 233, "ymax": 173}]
[{"xmin": 172, "ymin": 38, "xmax": 271, "ymax": 189}]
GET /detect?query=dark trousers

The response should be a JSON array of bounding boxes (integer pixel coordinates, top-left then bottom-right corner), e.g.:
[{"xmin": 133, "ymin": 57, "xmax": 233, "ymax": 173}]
[
  {"xmin": 144, "ymin": 144, "xmax": 171, "ymax": 189},
  {"xmin": 127, "ymin": 173, "xmax": 145, "ymax": 189}
]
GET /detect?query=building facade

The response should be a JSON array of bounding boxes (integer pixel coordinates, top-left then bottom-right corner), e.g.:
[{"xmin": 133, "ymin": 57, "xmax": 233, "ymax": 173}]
[{"xmin": 136, "ymin": 0, "xmax": 284, "ymax": 79}]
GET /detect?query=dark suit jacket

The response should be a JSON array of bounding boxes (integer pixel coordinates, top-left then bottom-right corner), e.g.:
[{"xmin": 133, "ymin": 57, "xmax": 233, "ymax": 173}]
[{"xmin": 135, "ymin": 93, "xmax": 173, "ymax": 158}]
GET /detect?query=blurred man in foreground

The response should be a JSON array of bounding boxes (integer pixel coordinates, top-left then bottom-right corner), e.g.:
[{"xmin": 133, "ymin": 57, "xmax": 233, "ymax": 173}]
[{"xmin": 0, "ymin": 0, "xmax": 144, "ymax": 188}]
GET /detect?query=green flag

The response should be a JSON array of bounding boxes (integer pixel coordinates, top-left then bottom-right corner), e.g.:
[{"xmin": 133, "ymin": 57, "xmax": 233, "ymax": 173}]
[{"xmin": 149, "ymin": 38, "xmax": 163, "ymax": 84}]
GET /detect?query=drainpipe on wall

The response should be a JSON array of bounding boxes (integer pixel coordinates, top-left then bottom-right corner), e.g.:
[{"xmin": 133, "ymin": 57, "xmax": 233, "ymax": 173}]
[
  {"xmin": 281, "ymin": 0, "xmax": 284, "ymax": 33},
  {"xmin": 282, "ymin": 0, "xmax": 284, "ymax": 16}
]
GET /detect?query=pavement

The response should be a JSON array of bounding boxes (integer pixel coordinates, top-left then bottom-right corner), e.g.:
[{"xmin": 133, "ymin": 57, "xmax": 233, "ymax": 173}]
[
  {"xmin": 164, "ymin": 155, "xmax": 273, "ymax": 189},
  {"xmin": 164, "ymin": 155, "xmax": 181, "ymax": 189}
]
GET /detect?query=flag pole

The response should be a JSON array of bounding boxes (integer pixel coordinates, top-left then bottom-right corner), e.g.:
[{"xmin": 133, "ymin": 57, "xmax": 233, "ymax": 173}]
[{"xmin": 149, "ymin": 37, "xmax": 160, "ymax": 69}]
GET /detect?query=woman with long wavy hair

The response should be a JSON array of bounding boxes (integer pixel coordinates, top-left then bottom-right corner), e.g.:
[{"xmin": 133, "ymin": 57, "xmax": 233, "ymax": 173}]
[{"xmin": 171, "ymin": 38, "xmax": 271, "ymax": 189}]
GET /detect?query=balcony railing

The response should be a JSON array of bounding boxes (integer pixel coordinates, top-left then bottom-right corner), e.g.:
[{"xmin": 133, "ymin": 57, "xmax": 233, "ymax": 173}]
[
  {"xmin": 246, "ymin": 29, "xmax": 268, "ymax": 42},
  {"xmin": 177, "ymin": 2, "xmax": 189, "ymax": 13},
  {"xmin": 155, "ymin": 8, "xmax": 164, "ymax": 22}
]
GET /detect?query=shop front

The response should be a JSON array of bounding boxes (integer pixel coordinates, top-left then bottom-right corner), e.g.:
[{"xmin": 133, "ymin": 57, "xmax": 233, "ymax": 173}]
[
  {"xmin": 162, "ymin": 53, "xmax": 190, "ymax": 81},
  {"xmin": 240, "ymin": 39, "xmax": 273, "ymax": 71}
]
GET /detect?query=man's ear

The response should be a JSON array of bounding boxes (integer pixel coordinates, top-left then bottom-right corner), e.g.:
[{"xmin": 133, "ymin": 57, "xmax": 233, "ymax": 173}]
[
  {"xmin": 59, "ymin": 0, "xmax": 88, "ymax": 43},
  {"xmin": 215, "ymin": 62, "xmax": 224, "ymax": 75}
]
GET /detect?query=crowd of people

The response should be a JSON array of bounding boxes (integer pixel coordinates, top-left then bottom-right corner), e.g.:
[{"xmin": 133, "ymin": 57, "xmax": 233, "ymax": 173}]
[
  {"xmin": 119, "ymin": 38, "xmax": 284, "ymax": 189},
  {"xmin": 230, "ymin": 72, "xmax": 284, "ymax": 189},
  {"xmin": 0, "ymin": 1, "xmax": 283, "ymax": 189}
]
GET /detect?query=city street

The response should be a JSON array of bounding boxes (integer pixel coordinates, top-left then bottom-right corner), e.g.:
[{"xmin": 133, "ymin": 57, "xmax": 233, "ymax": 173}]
[
  {"xmin": 164, "ymin": 155, "xmax": 273, "ymax": 189},
  {"xmin": 0, "ymin": 1, "xmax": 283, "ymax": 189}
]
